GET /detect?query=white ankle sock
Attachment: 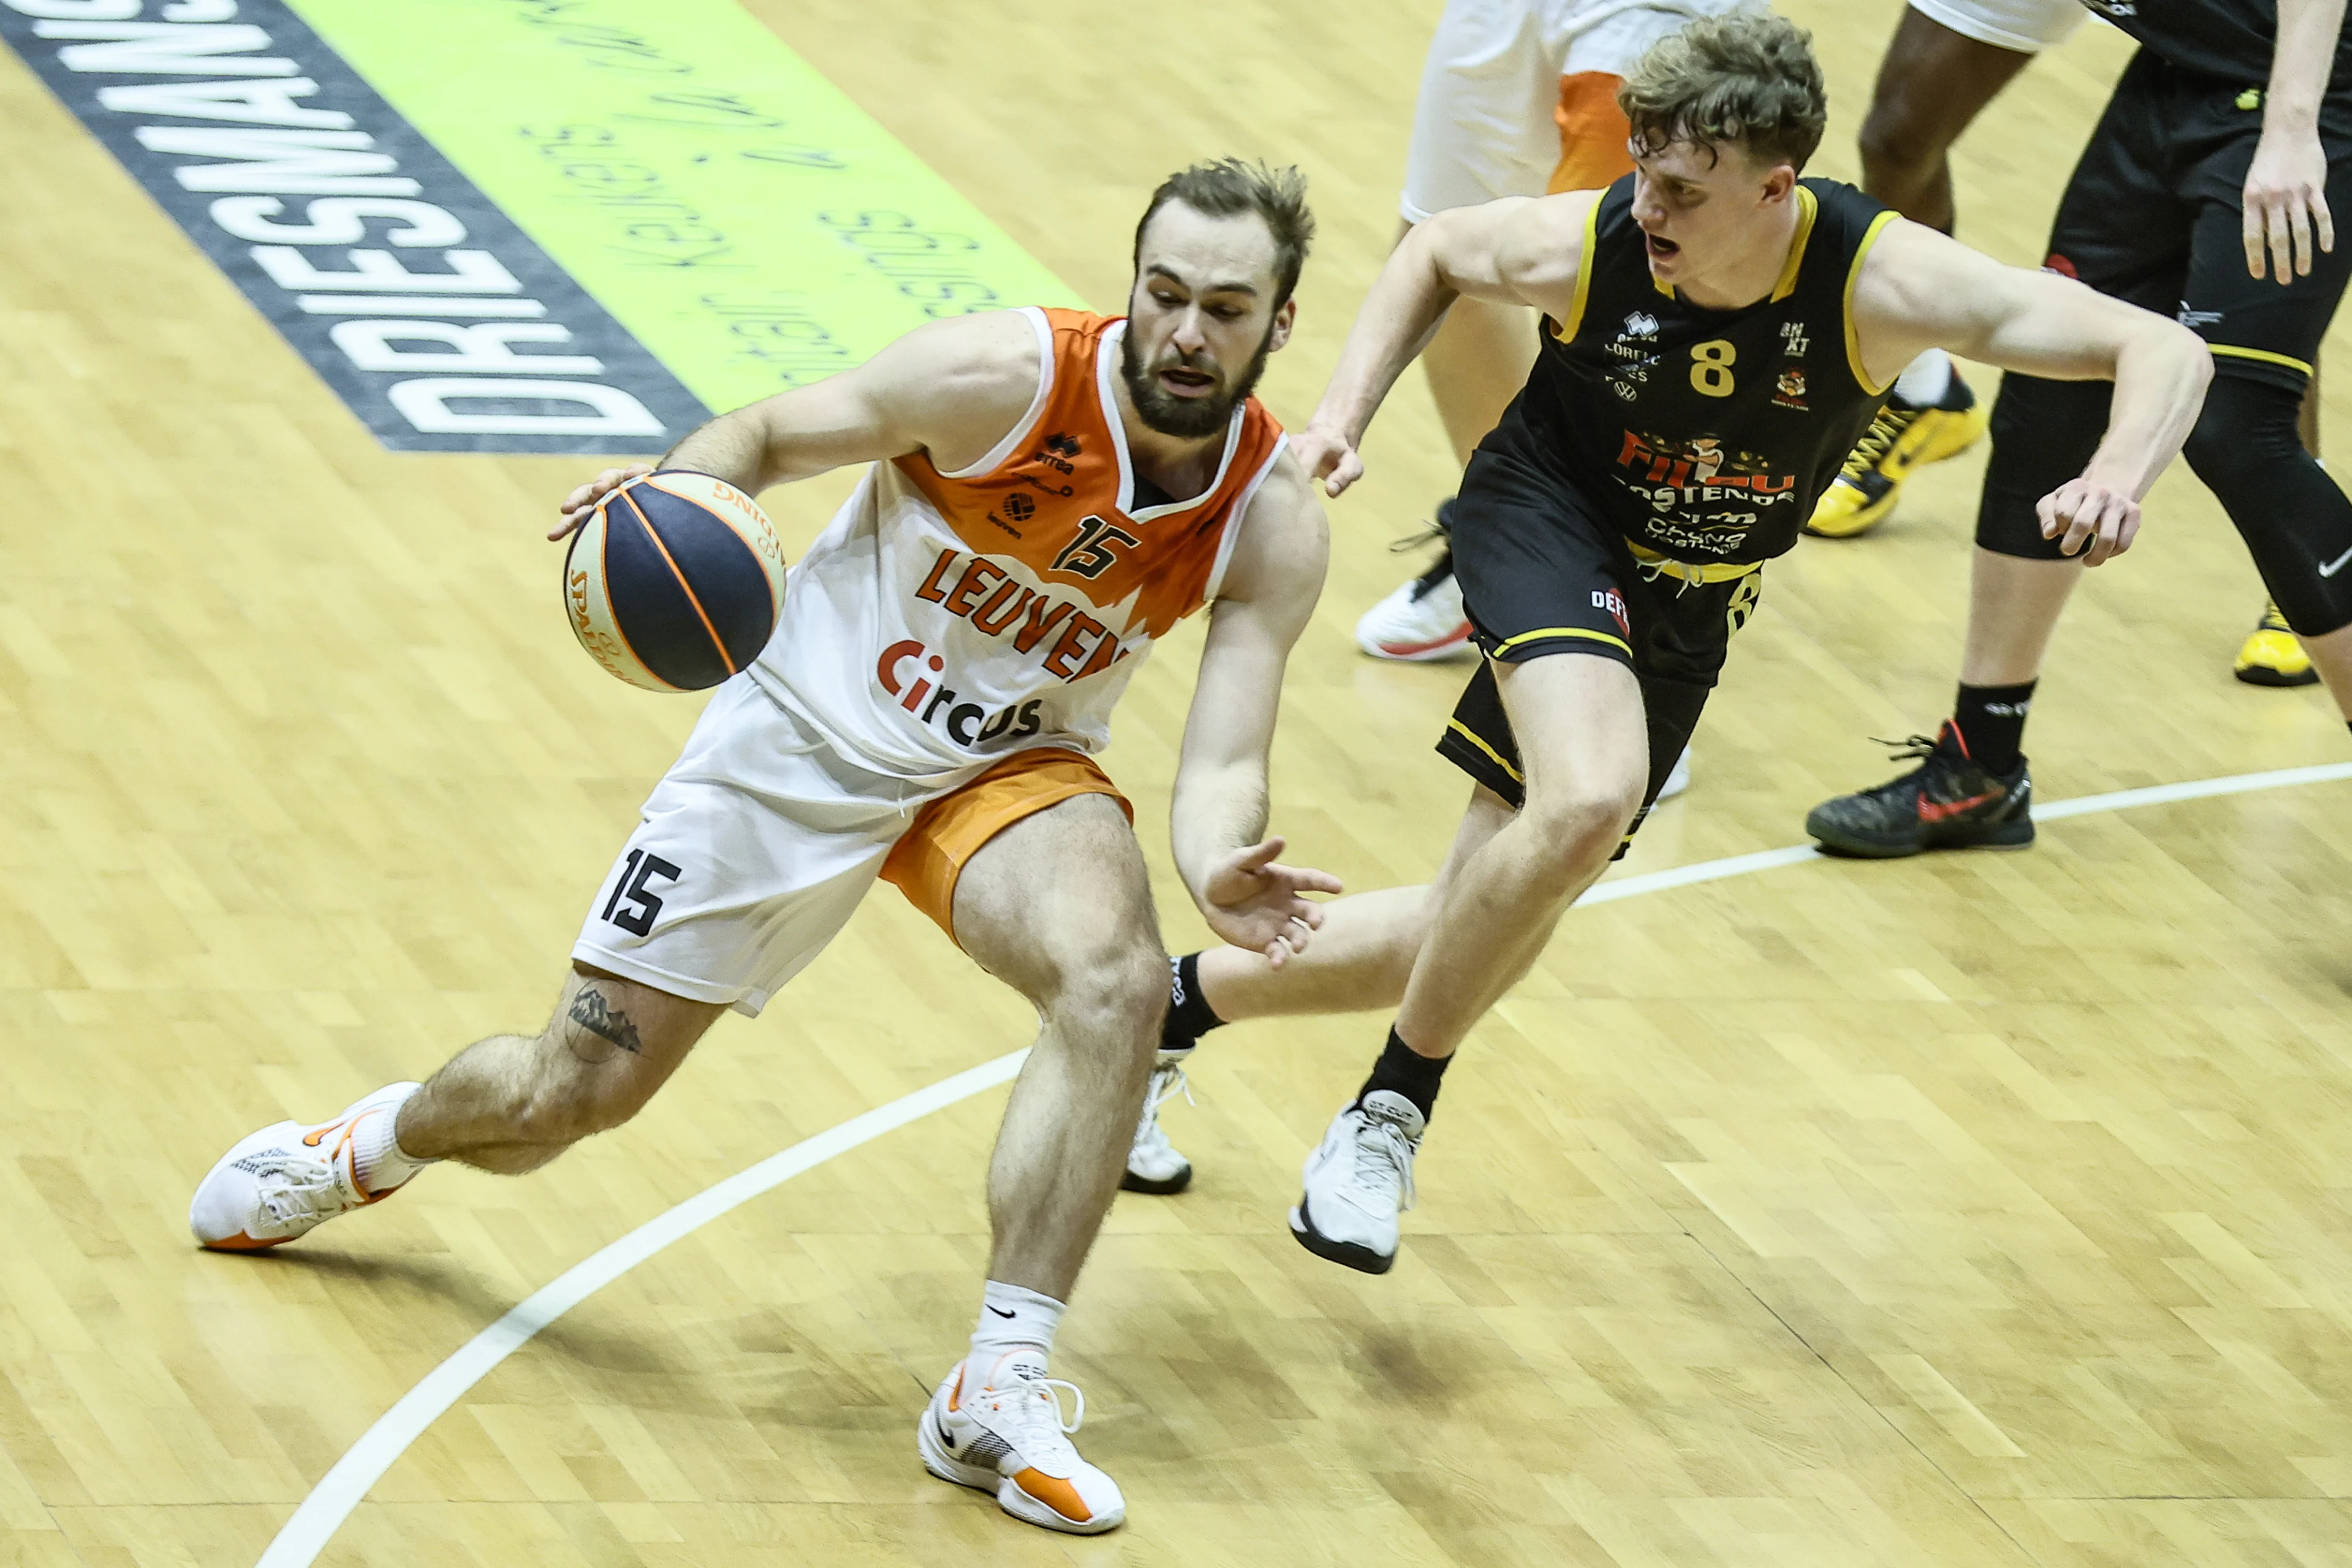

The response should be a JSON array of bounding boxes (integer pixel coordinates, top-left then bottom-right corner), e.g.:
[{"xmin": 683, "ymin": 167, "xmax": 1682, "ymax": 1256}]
[
  {"xmin": 1892, "ymin": 347, "xmax": 1953, "ymax": 407},
  {"xmin": 967, "ymin": 1281, "xmax": 1064, "ymax": 1388},
  {"xmin": 351, "ymin": 1088, "xmax": 434, "ymax": 1194}
]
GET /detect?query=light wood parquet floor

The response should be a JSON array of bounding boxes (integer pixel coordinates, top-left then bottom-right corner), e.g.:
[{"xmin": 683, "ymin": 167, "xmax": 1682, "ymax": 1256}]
[{"xmin": 4, "ymin": 1, "xmax": 2352, "ymax": 1564}]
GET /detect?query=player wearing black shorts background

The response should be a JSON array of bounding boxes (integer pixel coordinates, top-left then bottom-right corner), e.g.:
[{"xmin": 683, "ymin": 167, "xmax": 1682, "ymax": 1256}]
[
  {"xmin": 1807, "ymin": 0, "xmax": 2352, "ymax": 856},
  {"xmin": 1135, "ymin": 12, "xmax": 2214, "ymax": 1275}
]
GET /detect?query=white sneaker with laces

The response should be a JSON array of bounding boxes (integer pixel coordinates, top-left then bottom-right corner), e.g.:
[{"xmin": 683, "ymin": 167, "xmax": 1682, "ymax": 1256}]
[
  {"xmin": 1289, "ymin": 1088, "xmax": 1425, "ymax": 1274},
  {"xmin": 1121, "ymin": 1051, "xmax": 1193, "ymax": 1194},
  {"xmin": 918, "ymin": 1351, "xmax": 1125, "ymax": 1534},
  {"xmin": 1658, "ymin": 745, "xmax": 1692, "ymax": 802},
  {"xmin": 1355, "ymin": 557, "xmax": 1473, "ymax": 662},
  {"xmin": 188, "ymin": 1082, "xmax": 421, "ymax": 1251}
]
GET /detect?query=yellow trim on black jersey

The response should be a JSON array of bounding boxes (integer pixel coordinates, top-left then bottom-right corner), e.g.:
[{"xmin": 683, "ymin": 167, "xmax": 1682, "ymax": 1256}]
[
  {"xmin": 1842, "ymin": 208, "xmax": 1903, "ymax": 396},
  {"xmin": 2210, "ymin": 342, "xmax": 2313, "ymax": 376},
  {"xmin": 1445, "ymin": 718, "xmax": 1525, "ymax": 783},
  {"xmin": 1490, "ymin": 625, "xmax": 1632, "ymax": 657},
  {"xmin": 1770, "ymin": 186, "xmax": 1819, "ymax": 303},
  {"xmin": 1553, "ymin": 193, "xmax": 1605, "ymax": 344}
]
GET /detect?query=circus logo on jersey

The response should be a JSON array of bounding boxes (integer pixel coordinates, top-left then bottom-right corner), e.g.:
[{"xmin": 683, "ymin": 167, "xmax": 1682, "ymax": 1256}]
[
  {"xmin": 1613, "ymin": 430, "xmax": 1796, "ymax": 501},
  {"xmin": 875, "ymin": 639, "xmax": 1045, "ymax": 747}
]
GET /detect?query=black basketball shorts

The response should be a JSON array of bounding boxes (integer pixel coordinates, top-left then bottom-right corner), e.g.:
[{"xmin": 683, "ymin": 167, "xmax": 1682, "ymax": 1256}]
[
  {"xmin": 1441, "ymin": 444, "xmax": 1761, "ymax": 856},
  {"xmin": 2042, "ymin": 49, "xmax": 2352, "ymax": 393}
]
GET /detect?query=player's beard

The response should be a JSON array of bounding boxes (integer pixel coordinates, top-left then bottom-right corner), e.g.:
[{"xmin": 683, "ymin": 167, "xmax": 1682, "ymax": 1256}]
[{"xmin": 1120, "ymin": 322, "xmax": 1275, "ymax": 439}]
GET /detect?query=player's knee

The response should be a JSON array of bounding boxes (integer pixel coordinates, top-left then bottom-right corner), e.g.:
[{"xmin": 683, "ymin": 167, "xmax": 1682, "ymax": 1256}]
[
  {"xmin": 1519, "ymin": 775, "xmax": 1642, "ymax": 887},
  {"xmin": 1856, "ymin": 99, "xmax": 1945, "ymax": 190},
  {"xmin": 2181, "ymin": 377, "xmax": 2300, "ymax": 498},
  {"xmin": 1049, "ymin": 931, "xmax": 1167, "ymax": 1053},
  {"xmin": 511, "ymin": 1049, "xmax": 656, "ymax": 1146}
]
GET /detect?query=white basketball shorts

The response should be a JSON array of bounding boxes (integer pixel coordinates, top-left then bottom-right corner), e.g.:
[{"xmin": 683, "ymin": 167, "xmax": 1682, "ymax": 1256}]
[
  {"xmin": 1401, "ymin": 0, "xmax": 1747, "ymax": 221},
  {"xmin": 571, "ymin": 676, "xmax": 1126, "ymax": 1017},
  {"xmin": 1906, "ymin": 0, "xmax": 2083, "ymax": 55}
]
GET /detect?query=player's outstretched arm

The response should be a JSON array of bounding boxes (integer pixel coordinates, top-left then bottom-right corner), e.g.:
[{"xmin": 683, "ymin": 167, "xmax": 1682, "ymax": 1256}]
[
  {"xmin": 1294, "ymin": 192, "xmax": 1597, "ymax": 496},
  {"xmin": 1171, "ymin": 451, "xmax": 1343, "ymax": 967},
  {"xmin": 2244, "ymin": 0, "xmax": 2344, "ymax": 282},
  {"xmin": 551, "ymin": 311, "xmax": 1044, "ymax": 537},
  {"xmin": 1851, "ymin": 221, "xmax": 2214, "ymax": 565}
]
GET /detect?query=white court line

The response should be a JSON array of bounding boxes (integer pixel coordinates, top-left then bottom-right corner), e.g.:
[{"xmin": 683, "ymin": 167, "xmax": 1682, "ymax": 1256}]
[
  {"xmin": 252, "ymin": 758, "xmax": 2352, "ymax": 1568},
  {"xmin": 254, "ymin": 1050, "xmax": 1028, "ymax": 1568}
]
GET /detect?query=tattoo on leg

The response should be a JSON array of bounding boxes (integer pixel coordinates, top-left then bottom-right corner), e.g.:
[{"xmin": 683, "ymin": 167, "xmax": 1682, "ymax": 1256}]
[{"xmin": 568, "ymin": 987, "xmax": 644, "ymax": 1057}]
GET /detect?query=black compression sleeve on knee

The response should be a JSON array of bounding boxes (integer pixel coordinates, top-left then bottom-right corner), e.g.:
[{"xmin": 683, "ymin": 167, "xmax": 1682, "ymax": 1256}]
[
  {"xmin": 1974, "ymin": 374, "xmax": 2115, "ymax": 560},
  {"xmin": 2183, "ymin": 375, "xmax": 2352, "ymax": 638}
]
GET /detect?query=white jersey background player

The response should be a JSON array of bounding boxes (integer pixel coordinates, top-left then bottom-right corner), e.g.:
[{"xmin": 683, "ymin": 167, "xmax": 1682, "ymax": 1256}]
[
  {"xmin": 186, "ymin": 160, "xmax": 1338, "ymax": 1539},
  {"xmin": 1355, "ymin": 0, "xmax": 1741, "ymax": 800}
]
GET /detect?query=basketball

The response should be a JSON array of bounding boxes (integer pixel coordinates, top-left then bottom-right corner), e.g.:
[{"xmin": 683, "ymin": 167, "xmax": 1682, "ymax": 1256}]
[{"xmin": 564, "ymin": 471, "xmax": 789, "ymax": 692}]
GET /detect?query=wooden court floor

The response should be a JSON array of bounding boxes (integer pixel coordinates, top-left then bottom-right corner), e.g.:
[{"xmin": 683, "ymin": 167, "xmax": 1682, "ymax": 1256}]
[{"xmin": 6, "ymin": 1, "xmax": 2352, "ymax": 1564}]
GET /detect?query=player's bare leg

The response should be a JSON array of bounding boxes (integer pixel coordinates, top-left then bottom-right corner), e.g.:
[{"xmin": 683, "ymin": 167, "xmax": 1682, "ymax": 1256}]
[
  {"xmin": 1391, "ymin": 657, "xmax": 1646, "ymax": 1054},
  {"xmin": 1811, "ymin": 12, "xmax": 2030, "ymax": 538},
  {"xmin": 1357, "ymin": 221, "xmax": 1541, "ymax": 663},
  {"xmin": 1855, "ymin": 10, "xmax": 2032, "ymax": 231},
  {"xmin": 1959, "ymin": 549, "xmax": 2084, "ymax": 685},
  {"xmin": 391, "ymin": 968, "xmax": 724, "ymax": 1174},
  {"xmin": 916, "ymin": 791, "xmax": 1166, "ymax": 1536},
  {"xmin": 1188, "ymin": 786, "xmax": 1512, "ymax": 1021},
  {"xmin": 188, "ymin": 967, "xmax": 724, "ymax": 1249},
  {"xmin": 1284, "ymin": 654, "xmax": 1645, "ymax": 1272}
]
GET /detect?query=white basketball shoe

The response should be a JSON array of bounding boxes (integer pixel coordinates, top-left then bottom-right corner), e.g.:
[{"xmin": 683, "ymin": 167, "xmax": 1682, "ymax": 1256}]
[
  {"xmin": 1659, "ymin": 745, "xmax": 1692, "ymax": 802},
  {"xmin": 188, "ymin": 1082, "xmax": 421, "ymax": 1251},
  {"xmin": 1356, "ymin": 551, "xmax": 1474, "ymax": 662},
  {"xmin": 1120, "ymin": 1050, "xmax": 1193, "ymax": 1195},
  {"xmin": 1289, "ymin": 1089, "xmax": 1424, "ymax": 1274},
  {"xmin": 918, "ymin": 1351, "xmax": 1126, "ymax": 1534}
]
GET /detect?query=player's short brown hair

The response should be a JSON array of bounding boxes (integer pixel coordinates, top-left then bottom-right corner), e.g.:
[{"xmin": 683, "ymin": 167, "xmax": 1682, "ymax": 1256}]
[
  {"xmin": 1618, "ymin": 12, "xmax": 1828, "ymax": 173},
  {"xmin": 1134, "ymin": 159, "xmax": 1316, "ymax": 309}
]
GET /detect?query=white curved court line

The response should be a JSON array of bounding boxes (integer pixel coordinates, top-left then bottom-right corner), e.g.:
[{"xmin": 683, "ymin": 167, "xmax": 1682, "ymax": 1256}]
[
  {"xmin": 254, "ymin": 1049, "xmax": 1028, "ymax": 1568},
  {"xmin": 253, "ymin": 758, "xmax": 2352, "ymax": 1568}
]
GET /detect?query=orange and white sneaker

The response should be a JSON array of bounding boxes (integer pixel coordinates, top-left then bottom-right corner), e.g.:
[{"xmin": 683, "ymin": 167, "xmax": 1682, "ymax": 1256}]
[
  {"xmin": 918, "ymin": 1351, "xmax": 1125, "ymax": 1534},
  {"xmin": 188, "ymin": 1083, "xmax": 421, "ymax": 1251}
]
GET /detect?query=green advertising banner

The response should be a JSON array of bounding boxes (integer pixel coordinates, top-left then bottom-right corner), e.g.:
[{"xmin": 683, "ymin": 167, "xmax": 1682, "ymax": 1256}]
[{"xmin": 286, "ymin": 0, "xmax": 1080, "ymax": 414}]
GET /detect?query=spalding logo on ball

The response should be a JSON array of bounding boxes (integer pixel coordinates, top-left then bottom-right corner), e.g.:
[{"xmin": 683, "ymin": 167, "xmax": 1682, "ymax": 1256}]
[{"xmin": 564, "ymin": 472, "xmax": 788, "ymax": 691}]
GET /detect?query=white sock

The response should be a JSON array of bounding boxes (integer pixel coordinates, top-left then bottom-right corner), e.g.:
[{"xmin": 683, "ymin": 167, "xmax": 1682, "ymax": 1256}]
[
  {"xmin": 352, "ymin": 1088, "xmax": 434, "ymax": 1194},
  {"xmin": 1892, "ymin": 346, "xmax": 1953, "ymax": 407},
  {"xmin": 967, "ymin": 1281, "xmax": 1064, "ymax": 1389}
]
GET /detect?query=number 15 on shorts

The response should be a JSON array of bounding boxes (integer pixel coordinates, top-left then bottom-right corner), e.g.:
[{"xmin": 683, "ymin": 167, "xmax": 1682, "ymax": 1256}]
[{"xmin": 600, "ymin": 848, "xmax": 680, "ymax": 937}]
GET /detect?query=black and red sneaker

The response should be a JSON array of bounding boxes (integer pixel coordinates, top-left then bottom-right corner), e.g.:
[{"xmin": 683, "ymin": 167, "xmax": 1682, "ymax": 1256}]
[{"xmin": 1804, "ymin": 722, "xmax": 2034, "ymax": 858}]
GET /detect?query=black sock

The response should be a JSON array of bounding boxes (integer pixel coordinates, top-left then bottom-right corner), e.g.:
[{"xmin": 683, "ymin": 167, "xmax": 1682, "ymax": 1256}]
[
  {"xmin": 1161, "ymin": 953, "xmax": 1225, "ymax": 1054},
  {"xmin": 1951, "ymin": 680, "xmax": 2036, "ymax": 774},
  {"xmin": 1355, "ymin": 1027, "xmax": 1451, "ymax": 1122}
]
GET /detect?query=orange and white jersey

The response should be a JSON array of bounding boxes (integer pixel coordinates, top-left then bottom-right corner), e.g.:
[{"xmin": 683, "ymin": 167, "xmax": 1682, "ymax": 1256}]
[{"xmin": 752, "ymin": 307, "xmax": 1287, "ymax": 783}]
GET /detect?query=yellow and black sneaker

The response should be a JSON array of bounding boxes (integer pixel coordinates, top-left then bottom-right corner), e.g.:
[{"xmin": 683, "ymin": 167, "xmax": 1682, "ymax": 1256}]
[
  {"xmin": 1805, "ymin": 371, "xmax": 1991, "ymax": 539},
  {"xmin": 2232, "ymin": 598, "xmax": 2321, "ymax": 687},
  {"xmin": 1804, "ymin": 722, "xmax": 2034, "ymax": 858}
]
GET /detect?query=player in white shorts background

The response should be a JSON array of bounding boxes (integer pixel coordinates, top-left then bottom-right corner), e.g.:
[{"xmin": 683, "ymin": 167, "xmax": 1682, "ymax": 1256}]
[
  {"xmin": 1817, "ymin": 0, "xmax": 2318, "ymax": 685},
  {"xmin": 185, "ymin": 160, "xmax": 1340, "ymax": 1538},
  {"xmin": 1352, "ymin": 0, "xmax": 1737, "ymax": 810}
]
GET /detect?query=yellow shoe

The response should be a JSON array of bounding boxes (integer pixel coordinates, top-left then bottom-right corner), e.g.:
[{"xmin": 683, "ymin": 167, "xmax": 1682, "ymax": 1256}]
[
  {"xmin": 1805, "ymin": 372, "xmax": 1991, "ymax": 539},
  {"xmin": 2233, "ymin": 599, "xmax": 2321, "ymax": 687}
]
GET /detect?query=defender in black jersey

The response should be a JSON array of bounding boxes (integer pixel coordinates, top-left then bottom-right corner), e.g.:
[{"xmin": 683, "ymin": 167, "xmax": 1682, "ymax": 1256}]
[
  {"xmin": 1144, "ymin": 13, "xmax": 2214, "ymax": 1276},
  {"xmin": 1809, "ymin": 0, "xmax": 2352, "ymax": 858}
]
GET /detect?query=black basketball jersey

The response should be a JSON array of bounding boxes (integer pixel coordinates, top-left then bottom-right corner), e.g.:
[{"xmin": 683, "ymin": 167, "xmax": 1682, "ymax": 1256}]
[
  {"xmin": 2075, "ymin": 0, "xmax": 2352, "ymax": 92},
  {"xmin": 1490, "ymin": 175, "xmax": 1896, "ymax": 567}
]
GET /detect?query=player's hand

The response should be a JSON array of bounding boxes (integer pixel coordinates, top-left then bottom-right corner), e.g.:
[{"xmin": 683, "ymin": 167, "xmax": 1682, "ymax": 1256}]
[
  {"xmin": 1291, "ymin": 421, "xmax": 1366, "ymax": 498},
  {"xmin": 549, "ymin": 463, "xmax": 654, "ymax": 540},
  {"xmin": 2243, "ymin": 124, "xmax": 2334, "ymax": 284},
  {"xmin": 2037, "ymin": 478, "xmax": 2140, "ymax": 565},
  {"xmin": 1199, "ymin": 836, "xmax": 1343, "ymax": 968}
]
